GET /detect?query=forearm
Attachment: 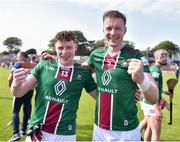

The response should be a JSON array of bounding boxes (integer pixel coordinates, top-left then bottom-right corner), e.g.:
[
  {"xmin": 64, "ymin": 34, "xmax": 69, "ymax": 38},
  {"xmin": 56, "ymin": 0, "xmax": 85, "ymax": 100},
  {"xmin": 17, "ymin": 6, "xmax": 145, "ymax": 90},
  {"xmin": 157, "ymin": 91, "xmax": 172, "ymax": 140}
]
[
  {"xmin": 11, "ymin": 83, "xmax": 29, "ymax": 98},
  {"xmin": 143, "ymin": 82, "xmax": 159, "ymax": 104},
  {"xmin": 154, "ymin": 102, "xmax": 160, "ymax": 110},
  {"xmin": 138, "ymin": 73, "xmax": 159, "ymax": 104},
  {"xmin": 11, "ymin": 74, "xmax": 37, "ymax": 98}
]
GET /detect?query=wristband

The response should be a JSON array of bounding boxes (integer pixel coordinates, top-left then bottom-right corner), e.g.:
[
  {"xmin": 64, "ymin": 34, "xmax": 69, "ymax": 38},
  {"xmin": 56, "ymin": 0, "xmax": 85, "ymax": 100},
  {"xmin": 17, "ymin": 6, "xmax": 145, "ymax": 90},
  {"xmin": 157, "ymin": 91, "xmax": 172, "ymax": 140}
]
[{"xmin": 137, "ymin": 74, "xmax": 150, "ymax": 92}]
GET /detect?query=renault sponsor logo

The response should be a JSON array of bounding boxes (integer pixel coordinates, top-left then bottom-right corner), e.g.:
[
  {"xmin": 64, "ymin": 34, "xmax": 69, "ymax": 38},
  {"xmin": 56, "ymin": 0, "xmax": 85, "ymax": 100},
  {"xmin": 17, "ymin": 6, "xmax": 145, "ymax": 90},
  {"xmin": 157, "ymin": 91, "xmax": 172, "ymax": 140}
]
[
  {"xmin": 102, "ymin": 70, "xmax": 112, "ymax": 86},
  {"xmin": 54, "ymin": 80, "xmax": 66, "ymax": 96}
]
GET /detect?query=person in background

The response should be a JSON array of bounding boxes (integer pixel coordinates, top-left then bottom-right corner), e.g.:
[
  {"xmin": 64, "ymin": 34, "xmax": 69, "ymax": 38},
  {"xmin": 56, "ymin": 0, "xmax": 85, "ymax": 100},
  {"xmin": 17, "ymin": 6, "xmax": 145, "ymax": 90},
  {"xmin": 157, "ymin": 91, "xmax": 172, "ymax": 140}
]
[
  {"xmin": 8, "ymin": 52, "xmax": 35, "ymax": 142},
  {"xmin": 140, "ymin": 49, "xmax": 171, "ymax": 141},
  {"xmin": 174, "ymin": 63, "xmax": 179, "ymax": 80}
]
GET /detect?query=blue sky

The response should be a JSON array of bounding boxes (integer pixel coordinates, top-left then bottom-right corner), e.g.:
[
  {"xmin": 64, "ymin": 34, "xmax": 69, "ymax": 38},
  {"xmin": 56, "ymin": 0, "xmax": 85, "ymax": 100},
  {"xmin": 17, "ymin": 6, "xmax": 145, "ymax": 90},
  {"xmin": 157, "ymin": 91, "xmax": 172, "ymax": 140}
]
[{"xmin": 0, "ymin": 0, "xmax": 179, "ymax": 54}]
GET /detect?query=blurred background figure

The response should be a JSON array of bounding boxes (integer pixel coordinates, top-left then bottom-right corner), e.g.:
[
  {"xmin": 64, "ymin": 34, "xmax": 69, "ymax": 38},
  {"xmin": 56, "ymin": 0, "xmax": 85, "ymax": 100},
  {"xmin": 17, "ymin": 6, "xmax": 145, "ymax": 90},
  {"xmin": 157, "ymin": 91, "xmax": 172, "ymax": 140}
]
[{"xmin": 7, "ymin": 52, "xmax": 35, "ymax": 142}]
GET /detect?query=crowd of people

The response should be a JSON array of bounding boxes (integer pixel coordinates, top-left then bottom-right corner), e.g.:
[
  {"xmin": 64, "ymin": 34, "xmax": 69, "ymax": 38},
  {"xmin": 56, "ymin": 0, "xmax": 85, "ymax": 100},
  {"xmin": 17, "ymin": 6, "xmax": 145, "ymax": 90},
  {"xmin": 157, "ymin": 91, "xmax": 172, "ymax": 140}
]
[{"xmin": 4, "ymin": 10, "xmax": 179, "ymax": 142}]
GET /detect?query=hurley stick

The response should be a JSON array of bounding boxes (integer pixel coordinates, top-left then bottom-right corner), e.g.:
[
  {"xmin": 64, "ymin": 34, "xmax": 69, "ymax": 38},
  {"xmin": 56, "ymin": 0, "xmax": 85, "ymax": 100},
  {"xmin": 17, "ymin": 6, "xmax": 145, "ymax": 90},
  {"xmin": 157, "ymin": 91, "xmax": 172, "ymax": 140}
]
[{"xmin": 166, "ymin": 78, "xmax": 178, "ymax": 125}]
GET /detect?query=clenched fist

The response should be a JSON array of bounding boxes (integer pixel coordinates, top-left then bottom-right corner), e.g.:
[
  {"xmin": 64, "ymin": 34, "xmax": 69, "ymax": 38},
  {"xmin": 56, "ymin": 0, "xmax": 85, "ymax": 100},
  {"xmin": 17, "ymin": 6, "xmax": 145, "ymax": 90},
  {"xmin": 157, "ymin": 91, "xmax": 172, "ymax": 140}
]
[
  {"xmin": 127, "ymin": 58, "xmax": 144, "ymax": 84},
  {"xmin": 12, "ymin": 68, "xmax": 28, "ymax": 87}
]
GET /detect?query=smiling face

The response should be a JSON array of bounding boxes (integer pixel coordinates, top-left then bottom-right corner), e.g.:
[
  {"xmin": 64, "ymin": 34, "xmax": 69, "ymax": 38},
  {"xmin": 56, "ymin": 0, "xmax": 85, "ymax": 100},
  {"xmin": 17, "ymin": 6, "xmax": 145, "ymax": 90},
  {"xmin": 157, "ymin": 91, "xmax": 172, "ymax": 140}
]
[
  {"xmin": 103, "ymin": 17, "xmax": 126, "ymax": 49},
  {"xmin": 55, "ymin": 40, "xmax": 77, "ymax": 67}
]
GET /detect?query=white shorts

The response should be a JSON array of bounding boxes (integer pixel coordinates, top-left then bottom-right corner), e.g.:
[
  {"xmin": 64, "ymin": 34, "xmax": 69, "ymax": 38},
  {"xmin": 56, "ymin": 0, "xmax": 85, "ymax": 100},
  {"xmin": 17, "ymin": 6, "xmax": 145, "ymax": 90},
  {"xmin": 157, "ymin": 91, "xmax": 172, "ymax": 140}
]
[
  {"xmin": 25, "ymin": 131, "xmax": 76, "ymax": 142},
  {"xmin": 92, "ymin": 124, "xmax": 141, "ymax": 141},
  {"xmin": 141, "ymin": 102, "xmax": 155, "ymax": 116}
]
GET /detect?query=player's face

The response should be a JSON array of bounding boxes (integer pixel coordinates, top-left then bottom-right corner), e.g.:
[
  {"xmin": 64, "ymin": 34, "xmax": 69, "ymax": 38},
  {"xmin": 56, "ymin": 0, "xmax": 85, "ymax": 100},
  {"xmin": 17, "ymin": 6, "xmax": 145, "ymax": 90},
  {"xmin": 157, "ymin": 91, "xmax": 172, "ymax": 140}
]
[
  {"xmin": 103, "ymin": 17, "xmax": 126, "ymax": 49},
  {"xmin": 55, "ymin": 40, "xmax": 78, "ymax": 67},
  {"xmin": 157, "ymin": 52, "xmax": 168, "ymax": 65}
]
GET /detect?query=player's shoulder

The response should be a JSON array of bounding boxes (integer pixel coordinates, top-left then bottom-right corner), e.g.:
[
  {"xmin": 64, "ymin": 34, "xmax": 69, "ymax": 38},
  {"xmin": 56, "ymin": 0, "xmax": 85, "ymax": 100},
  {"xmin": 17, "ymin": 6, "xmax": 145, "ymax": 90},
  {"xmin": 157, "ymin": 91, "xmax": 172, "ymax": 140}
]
[
  {"xmin": 91, "ymin": 46, "xmax": 107, "ymax": 55},
  {"xmin": 123, "ymin": 44, "xmax": 140, "ymax": 55},
  {"xmin": 74, "ymin": 62, "xmax": 92, "ymax": 73},
  {"xmin": 40, "ymin": 59, "xmax": 56, "ymax": 65},
  {"xmin": 150, "ymin": 64, "xmax": 160, "ymax": 72}
]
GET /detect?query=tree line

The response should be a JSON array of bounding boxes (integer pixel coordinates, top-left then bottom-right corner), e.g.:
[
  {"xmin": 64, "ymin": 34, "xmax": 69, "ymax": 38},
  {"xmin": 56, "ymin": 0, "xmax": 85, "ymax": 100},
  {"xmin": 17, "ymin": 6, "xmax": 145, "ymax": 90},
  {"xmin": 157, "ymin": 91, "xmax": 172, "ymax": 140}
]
[{"xmin": 0, "ymin": 30, "xmax": 179, "ymax": 57}]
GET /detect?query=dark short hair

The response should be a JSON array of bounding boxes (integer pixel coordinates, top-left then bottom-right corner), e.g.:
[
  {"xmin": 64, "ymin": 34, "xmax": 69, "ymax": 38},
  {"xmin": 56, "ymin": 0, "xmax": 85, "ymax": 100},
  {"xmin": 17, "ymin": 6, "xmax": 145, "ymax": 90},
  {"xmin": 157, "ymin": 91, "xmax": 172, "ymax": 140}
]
[
  {"xmin": 18, "ymin": 52, "xmax": 29, "ymax": 59},
  {"xmin": 103, "ymin": 10, "xmax": 126, "ymax": 25},
  {"xmin": 54, "ymin": 31, "xmax": 75, "ymax": 42}
]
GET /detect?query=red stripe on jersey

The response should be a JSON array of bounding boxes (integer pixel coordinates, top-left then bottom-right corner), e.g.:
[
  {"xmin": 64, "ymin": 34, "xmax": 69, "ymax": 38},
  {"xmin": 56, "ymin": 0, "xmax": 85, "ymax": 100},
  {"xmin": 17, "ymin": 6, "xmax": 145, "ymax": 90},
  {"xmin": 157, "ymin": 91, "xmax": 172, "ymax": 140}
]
[
  {"xmin": 42, "ymin": 101, "xmax": 63, "ymax": 134},
  {"xmin": 102, "ymin": 53, "xmax": 118, "ymax": 69},
  {"xmin": 99, "ymin": 92, "xmax": 112, "ymax": 130},
  {"xmin": 56, "ymin": 67, "xmax": 72, "ymax": 81}
]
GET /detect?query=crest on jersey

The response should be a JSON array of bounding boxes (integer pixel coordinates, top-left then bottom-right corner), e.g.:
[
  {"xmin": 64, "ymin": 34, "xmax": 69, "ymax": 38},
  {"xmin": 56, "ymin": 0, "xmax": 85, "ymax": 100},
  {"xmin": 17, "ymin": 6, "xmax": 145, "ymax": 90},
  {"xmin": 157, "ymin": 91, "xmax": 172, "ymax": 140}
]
[
  {"xmin": 121, "ymin": 60, "xmax": 129, "ymax": 67},
  {"xmin": 102, "ymin": 70, "xmax": 112, "ymax": 86},
  {"xmin": 54, "ymin": 80, "xmax": 66, "ymax": 96},
  {"xmin": 152, "ymin": 72, "xmax": 160, "ymax": 78},
  {"xmin": 76, "ymin": 72, "xmax": 83, "ymax": 80}
]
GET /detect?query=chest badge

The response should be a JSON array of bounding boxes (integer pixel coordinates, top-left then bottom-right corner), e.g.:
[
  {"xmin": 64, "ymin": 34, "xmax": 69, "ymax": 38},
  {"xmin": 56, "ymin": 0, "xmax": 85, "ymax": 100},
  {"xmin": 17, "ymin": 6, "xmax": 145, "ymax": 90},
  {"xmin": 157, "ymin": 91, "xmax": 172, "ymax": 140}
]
[
  {"xmin": 77, "ymin": 72, "xmax": 83, "ymax": 80},
  {"xmin": 121, "ymin": 60, "xmax": 129, "ymax": 68}
]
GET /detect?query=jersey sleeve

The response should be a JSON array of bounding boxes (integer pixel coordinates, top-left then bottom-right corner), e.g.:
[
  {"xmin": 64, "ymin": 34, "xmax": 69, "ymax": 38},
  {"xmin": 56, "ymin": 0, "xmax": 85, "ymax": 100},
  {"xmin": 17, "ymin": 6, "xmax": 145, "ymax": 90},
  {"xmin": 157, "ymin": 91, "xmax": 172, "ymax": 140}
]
[
  {"xmin": 31, "ymin": 61, "xmax": 44, "ymax": 81},
  {"xmin": 150, "ymin": 68, "xmax": 160, "ymax": 82},
  {"xmin": 84, "ymin": 71, "xmax": 97, "ymax": 93},
  {"xmin": 87, "ymin": 51, "xmax": 94, "ymax": 68}
]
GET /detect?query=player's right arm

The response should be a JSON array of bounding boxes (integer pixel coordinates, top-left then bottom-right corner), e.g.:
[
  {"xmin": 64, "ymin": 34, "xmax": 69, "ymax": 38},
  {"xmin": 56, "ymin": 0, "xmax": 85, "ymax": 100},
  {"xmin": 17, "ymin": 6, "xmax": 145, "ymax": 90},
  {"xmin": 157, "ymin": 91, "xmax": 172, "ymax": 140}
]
[
  {"xmin": 11, "ymin": 68, "xmax": 37, "ymax": 98},
  {"xmin": 8, "ymin": 73, "xmax": 13, "ymax": 87}
]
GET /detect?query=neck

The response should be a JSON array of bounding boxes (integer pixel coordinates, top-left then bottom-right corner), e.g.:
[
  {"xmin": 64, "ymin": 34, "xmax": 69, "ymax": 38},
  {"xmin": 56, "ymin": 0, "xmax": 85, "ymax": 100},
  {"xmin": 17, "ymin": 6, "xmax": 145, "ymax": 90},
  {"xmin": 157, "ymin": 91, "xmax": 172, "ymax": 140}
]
[
  {"xmin": 108, "ymin": 43, "xmax": 124, "ymax": 53},
  {"xmin": 58, "ymin": 61, "xmax": 74, "ymax": 68}
]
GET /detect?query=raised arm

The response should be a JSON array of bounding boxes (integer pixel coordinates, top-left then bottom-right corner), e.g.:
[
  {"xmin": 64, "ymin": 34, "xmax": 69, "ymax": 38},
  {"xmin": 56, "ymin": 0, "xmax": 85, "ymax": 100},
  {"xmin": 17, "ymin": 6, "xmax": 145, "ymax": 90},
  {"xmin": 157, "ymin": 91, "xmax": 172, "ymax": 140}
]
[
  {"xmin": 11, "ymin": 68, "xmax": 37, "ymax": 98},
  {"xmin": 128, "ymin": 58, "xmax": 158, "ymax": 104},
  {"xmin": 141, "ymin": 73, "xmax": 159, "ymax": 104}
]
